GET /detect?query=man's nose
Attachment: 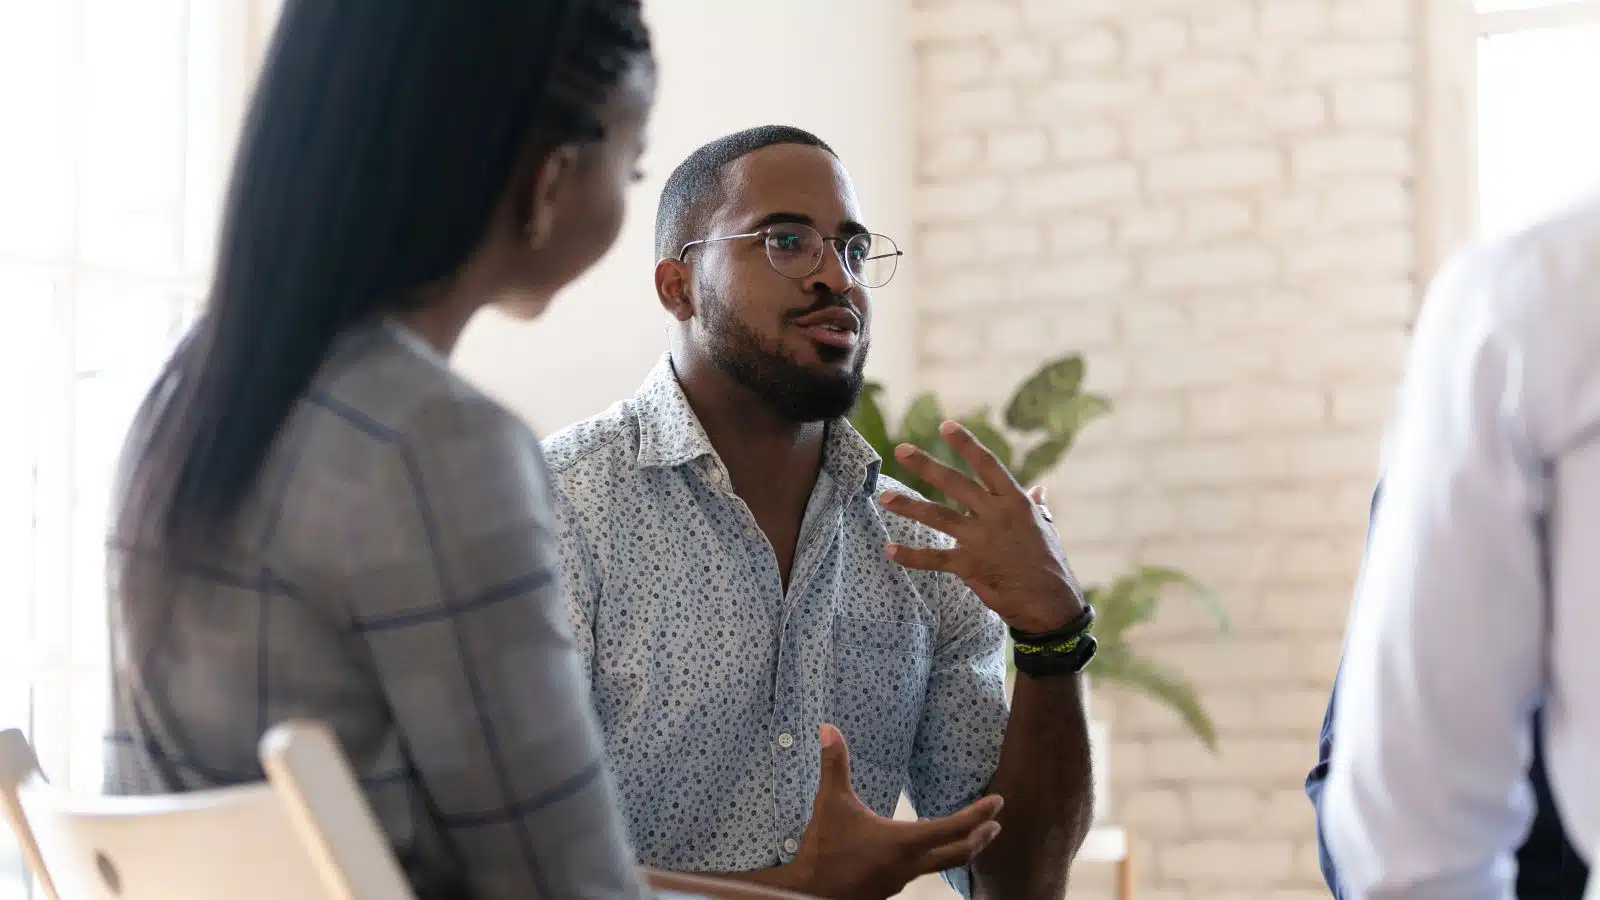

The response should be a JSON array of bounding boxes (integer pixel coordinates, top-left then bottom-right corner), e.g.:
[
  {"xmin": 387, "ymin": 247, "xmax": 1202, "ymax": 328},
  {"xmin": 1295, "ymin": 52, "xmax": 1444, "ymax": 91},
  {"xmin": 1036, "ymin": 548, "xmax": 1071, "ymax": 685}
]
[{"xmin": 804, "ymin": 241, "xmax": 858, "ymax": 296}]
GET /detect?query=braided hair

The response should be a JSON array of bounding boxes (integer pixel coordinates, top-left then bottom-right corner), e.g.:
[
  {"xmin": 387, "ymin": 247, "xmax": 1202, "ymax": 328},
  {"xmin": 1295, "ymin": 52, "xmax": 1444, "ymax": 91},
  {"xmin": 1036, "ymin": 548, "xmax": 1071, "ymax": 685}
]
[
  {"xmin": 546, "ymin": 0, "xmax": 653, "ymax": 141},
  {"xmin": 117, "ymin": 0, "xmax": 653, "ymax": 569}
]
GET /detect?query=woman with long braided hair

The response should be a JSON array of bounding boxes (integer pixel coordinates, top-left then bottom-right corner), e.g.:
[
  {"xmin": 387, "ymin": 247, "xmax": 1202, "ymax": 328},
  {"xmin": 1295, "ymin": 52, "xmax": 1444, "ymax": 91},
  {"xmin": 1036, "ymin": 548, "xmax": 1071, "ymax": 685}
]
[{"xmin": 104, "ymin": 3, "xmax": 655, "ymax": 897}]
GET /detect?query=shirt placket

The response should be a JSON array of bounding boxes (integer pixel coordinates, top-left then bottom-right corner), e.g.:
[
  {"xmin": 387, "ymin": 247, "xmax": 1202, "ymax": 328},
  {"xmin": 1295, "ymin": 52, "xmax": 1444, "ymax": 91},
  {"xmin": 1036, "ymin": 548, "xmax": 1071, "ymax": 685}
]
[
  {"xmin": 771, "ymin": 480, "xmax": 850, "ymax": 866},
  {"xmin": 697, "ymin": 457, "xmax": 800, "ymax": 862},
  {"xmin": 699, "ymin": 456, "xmax": 856, "ymax": 865}
]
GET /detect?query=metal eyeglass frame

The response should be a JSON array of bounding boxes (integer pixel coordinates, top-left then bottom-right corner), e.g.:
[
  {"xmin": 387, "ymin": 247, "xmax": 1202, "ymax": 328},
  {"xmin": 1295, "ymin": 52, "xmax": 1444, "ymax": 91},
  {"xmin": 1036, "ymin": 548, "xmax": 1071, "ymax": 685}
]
[{"xmin": 676, "ymin": 224, "xmax": 905, "ymax": 289}]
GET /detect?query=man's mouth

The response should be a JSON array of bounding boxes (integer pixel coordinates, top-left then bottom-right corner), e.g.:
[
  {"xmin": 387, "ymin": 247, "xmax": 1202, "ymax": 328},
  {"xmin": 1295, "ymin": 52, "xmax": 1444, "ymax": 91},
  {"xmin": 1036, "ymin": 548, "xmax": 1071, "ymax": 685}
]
[{"xmin": 790, "ymin": 307, "xmax": 861, "ymax": 350}]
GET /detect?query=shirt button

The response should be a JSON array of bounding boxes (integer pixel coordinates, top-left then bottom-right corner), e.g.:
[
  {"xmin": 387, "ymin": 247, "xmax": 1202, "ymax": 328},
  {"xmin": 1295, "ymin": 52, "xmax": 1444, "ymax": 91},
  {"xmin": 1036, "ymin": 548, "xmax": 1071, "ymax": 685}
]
[
  {"xmin": 743, "ymin": 527, "xmax": 758, "ymax": 540},
  {"xmin": 777, "ymin": 733, "xmax": 794, "ymax": 749},
  {"xmin": 783, "ymin": 838, "xmax": 799, "ymax": 855}
]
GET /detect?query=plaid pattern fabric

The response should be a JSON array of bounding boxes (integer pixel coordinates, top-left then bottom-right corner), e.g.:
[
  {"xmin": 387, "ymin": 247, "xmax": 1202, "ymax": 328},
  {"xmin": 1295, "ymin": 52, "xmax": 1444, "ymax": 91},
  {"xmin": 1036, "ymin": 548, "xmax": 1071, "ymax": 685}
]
[
  {"xmin": 104, "ymin": 321, "xmax": 644, "ymax": 900},
  {"xmin": 543, "ymin": 357, "xmax": 1010, "ymax": 895}
]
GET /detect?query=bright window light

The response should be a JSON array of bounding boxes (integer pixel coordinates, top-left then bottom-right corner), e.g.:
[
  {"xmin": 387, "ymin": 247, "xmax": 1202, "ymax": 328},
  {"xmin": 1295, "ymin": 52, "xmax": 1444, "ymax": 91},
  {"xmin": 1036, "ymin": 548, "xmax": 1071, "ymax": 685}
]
[
  {"xmin": 1477, "ymin": 20, "xmax": 1600, "ymax": 237},
  {"xmin": 0, "ymin": 2, "xmax": 248, "ymax": 896}
]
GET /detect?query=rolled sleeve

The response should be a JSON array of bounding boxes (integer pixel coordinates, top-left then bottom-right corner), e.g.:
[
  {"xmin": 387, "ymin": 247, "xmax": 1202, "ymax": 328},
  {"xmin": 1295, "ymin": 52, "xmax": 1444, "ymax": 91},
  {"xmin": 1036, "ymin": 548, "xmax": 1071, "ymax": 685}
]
[{"xmin": 905, "ymin": 572, "xmax": 1009, "ymax": 897}]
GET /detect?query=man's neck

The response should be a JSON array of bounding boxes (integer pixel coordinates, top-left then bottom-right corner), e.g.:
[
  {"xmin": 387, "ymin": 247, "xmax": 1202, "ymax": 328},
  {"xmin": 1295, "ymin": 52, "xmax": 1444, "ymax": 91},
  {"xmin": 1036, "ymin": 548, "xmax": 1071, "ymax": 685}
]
[{"xmin": 670, "ymin": 353, "xmax": 827, "ymax": 514}]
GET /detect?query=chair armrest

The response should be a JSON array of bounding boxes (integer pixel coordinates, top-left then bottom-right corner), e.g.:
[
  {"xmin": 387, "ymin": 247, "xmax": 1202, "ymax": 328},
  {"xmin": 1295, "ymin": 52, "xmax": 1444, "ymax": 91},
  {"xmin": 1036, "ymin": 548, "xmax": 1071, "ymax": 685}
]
[{"xmin": 642, "ymin": 868, "xmax": 817, "ymax": 900}]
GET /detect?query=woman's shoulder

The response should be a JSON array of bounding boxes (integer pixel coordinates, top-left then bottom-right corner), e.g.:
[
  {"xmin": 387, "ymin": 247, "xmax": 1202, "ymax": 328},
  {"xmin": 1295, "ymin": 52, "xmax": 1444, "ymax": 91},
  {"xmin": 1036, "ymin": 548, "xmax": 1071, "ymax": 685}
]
[{"xmin": 306, "ymin": 320, "xmax": 529, "ymax": 449}]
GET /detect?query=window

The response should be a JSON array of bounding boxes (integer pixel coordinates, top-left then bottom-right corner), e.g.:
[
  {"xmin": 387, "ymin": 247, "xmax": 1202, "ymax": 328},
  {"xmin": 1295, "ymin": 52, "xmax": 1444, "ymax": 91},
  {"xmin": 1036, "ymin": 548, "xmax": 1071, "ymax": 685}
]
[
  {"xmin": 1476, "ymin": 0, "xmax": 1600, "ymax": 237},
  {"xmin": 0, "ymin": 2, "xmax": 257, "ymax": 895}
]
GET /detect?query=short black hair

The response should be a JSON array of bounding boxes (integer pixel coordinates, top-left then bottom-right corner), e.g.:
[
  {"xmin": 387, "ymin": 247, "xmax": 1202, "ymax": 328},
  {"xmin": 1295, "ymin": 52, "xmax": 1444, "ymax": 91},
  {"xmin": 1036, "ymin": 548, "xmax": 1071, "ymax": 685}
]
[{"xmin": 654, "ymin": 124, "xmax": 837, "ymax": 262}]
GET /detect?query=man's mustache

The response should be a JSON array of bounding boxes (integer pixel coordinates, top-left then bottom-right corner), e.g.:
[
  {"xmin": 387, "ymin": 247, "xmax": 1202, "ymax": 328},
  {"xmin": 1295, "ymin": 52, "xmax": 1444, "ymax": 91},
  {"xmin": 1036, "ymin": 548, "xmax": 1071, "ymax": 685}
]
[{"xmin": 788, "ymin": 291, "xmax": 861, "ymax": 322}]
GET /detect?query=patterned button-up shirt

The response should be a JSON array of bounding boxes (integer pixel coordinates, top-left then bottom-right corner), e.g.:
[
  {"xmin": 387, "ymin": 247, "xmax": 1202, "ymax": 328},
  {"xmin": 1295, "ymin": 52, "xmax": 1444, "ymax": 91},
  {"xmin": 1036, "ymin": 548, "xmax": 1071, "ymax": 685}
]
[{"xmin": 543, "ymin": 356, "xmax": 1010, "ymax": 891}]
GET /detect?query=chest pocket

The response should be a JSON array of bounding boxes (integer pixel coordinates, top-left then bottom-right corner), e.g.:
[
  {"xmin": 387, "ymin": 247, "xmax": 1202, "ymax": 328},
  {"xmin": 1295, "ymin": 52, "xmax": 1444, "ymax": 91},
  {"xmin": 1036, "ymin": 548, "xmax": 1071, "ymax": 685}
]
[{"xmin": 828, "ymin": 615, "xmax": 932, "ymax": 773}]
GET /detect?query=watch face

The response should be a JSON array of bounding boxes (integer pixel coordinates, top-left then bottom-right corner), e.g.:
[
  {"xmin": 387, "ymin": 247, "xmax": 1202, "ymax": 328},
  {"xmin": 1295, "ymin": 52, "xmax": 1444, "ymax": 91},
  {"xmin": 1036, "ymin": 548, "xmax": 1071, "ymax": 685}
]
[{"xmin": 1077, "ymin": 635, "xmax": 1098, "ymax": 670}]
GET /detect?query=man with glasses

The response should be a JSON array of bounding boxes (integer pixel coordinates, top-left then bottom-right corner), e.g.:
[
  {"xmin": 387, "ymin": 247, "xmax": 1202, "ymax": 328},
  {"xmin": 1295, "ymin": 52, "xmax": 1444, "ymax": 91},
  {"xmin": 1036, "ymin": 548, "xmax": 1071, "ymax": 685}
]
[{"xmin": 543, "ymin": 126, "xmax": 1096, "ymax": 899}]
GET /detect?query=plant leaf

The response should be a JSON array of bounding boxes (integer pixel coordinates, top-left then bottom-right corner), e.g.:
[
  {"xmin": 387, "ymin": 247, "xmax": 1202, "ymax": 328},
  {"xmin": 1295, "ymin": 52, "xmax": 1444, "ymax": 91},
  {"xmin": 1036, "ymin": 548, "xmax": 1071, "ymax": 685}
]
[
  {"xmin": 1015, "ymin": 432, "xmax": 1073, "ymax": 487},
  {"xmin": 960, "ymin": 408, "xmax": 1014, "ymax": 471},
  {"xmin": 898, "ymin": 393, "xmax": 964, "ymax": 505},
  {"xmin": 900, "ymin": 392, "xmax": 945, "ymax": 453},
  {"xmin": 1088, "ymin": 576, "xmax": 1138, "ymax": 644},
  {"xmin": 928, "ymin": 434, "xmax": 967, "ymax": 476},
  {"xmin": 847, "ymin": 383, "xmax": 945, "ymax": 502},
  {"xmin": 1004, "ymin": 356, "xmax": 1085, "ymax": 432},
  {"xmin": 1128, "ymin": 565, "xmax": 1229, "ymax": 631},
  {"xmin": 1045, "ymin": 392, "xmax": 1112, "ymax": 437},
  {"xmin": 849, "ymin": 382, "xmax": 894, "ymax": 461},
  {"xmin": 1091, "ymin": 647, "xmax": 1218, "ymax": 752},
  {"xmin": 1092, "ymin": 565, "xmax": 1227, "ymax": 644}
]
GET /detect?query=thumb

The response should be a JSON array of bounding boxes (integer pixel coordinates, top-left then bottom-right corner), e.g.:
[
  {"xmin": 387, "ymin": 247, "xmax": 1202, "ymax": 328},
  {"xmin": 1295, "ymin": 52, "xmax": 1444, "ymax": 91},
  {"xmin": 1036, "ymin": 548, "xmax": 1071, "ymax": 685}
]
[{"xmin": 817, "ymin": 723, "xmax": 852, "ymax": 796}]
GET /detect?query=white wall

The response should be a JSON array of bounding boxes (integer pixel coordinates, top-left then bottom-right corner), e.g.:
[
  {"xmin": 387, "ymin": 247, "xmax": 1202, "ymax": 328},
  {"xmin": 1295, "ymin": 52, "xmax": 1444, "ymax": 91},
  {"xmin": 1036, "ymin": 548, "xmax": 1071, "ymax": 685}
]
[
  {"xmin": 911, "ymin": 2, "xmax": 1419, "ymax": 897},
  {"xmin": 457, "ymin": 0, "xmax": 918, "ymax": 433}
]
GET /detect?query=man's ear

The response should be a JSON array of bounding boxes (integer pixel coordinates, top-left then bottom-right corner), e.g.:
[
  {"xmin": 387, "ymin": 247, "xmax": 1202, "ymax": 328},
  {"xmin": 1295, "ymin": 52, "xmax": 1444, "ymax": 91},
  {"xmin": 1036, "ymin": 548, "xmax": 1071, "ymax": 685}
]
[
  {"xmin": 655, "ymin": 258, "xmax": 695, "ymax": 322},
  {"xmin": 523, "ymin": 144, "xmax": 581, "ymax": 251}
]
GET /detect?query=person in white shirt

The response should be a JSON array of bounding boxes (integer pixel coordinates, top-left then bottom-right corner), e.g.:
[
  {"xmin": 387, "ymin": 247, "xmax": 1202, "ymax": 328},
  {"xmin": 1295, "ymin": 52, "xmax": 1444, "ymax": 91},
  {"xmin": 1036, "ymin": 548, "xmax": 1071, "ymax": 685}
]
[{"xmin": 1322, "ymin": 195, "xmax": 1600, "ymax": 899}]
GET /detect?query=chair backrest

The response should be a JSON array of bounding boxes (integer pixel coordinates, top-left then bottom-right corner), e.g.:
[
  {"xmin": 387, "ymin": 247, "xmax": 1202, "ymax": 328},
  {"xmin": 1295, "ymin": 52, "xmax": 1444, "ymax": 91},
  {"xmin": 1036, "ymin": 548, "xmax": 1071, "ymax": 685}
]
[
  {"xmin": 0, "ymin": 728, "xmax": 60, "ymax": 900},
  {"xmin": 0, "ymin": 720, "xmax": 415, "ymax": 900}
]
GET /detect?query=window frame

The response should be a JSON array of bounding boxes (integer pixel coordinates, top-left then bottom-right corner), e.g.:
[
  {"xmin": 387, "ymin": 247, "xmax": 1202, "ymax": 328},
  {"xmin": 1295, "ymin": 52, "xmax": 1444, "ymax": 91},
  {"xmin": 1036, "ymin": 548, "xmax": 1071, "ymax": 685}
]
[
  {"xmin": 1, "ymin": 1, "xmax": 271, "ymax": 895},
  {"xmin": 1479, "ymin": 0, "xmax": 1600, "ymax": 34},
  {"xmin": 1416, "ymin": 0, "xmax": 1600, "ymax": 294}
]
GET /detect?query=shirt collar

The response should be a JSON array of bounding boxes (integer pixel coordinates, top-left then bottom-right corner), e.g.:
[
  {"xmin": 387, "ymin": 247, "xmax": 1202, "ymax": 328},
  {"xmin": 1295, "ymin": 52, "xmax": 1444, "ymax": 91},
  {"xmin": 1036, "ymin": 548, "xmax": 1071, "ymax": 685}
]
[{"xmin": 632, "ymin": 353, "xmax": 882, "ymax": 497}]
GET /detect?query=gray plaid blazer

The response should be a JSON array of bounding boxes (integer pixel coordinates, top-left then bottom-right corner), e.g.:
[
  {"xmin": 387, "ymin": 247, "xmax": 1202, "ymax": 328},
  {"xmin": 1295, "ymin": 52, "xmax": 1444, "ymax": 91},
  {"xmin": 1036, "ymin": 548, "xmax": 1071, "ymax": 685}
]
[{"xmin": 104, "ymin": 320, "xmax": 643, "ymax": 900}]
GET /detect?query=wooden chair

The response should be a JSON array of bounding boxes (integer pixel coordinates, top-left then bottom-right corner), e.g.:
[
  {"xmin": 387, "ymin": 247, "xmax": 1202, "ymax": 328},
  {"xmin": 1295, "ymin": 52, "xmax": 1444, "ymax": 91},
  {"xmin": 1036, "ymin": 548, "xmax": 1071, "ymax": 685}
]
[
  {"xmin": 0, "ymin": 721, "xmax": 814, "ymax": 900},
  {"xmin": 0, "ymin": 720, "xmax": 415, "ymax": 900},
  {"xmin": 645, "ymin": 869, "xmax": 819, "ymax": 899}
]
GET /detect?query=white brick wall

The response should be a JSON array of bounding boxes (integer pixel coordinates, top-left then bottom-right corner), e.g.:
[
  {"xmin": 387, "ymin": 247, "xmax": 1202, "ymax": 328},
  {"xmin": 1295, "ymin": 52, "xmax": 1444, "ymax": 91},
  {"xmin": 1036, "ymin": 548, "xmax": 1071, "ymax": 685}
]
[{"xmin": 910, "ymin": 1, "xmax": 1417, "ymax": 897}]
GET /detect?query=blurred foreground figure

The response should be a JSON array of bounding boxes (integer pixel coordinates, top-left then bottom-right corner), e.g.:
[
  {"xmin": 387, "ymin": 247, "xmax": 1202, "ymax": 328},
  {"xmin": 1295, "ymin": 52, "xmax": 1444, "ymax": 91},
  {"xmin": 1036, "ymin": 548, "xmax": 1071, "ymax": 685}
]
[
  {"xmin": 1308, "ymin": 483, "xmax": 1588, "ymax": 900},
  {"xmin": 104, "ymin": 2, "xmax": 656, "ymax": 897},
  {"xmin": 1322, "ymin": 196, "xmax": 1600, "ymax": 900}
]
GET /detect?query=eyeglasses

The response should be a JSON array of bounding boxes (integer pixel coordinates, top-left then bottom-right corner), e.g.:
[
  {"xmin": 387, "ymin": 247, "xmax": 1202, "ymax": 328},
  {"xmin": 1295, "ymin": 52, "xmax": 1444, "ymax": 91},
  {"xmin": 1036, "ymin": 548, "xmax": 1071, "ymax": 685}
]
[{"xmin": 678, "ymin": 222, "xmax": 903, "ymax": 289}]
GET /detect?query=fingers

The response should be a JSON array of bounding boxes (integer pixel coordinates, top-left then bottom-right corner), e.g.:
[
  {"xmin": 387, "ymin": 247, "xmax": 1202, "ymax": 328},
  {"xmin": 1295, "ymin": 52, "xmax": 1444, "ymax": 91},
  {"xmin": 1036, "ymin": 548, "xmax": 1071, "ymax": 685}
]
[
  {"xmin": 916, "ymin": 820, "xmax": 1002, "ymax": 874},
  {"xmin": 896, "ymin": 795, "xmax": 1004, "ymax": 875},
  {"xmin": 938, "ymin": 421, "xmax": 1021, "ymax": 497},
  {"xmin": 893, "ymin": 444, "xmax": 990, "ymax": 511},
  {"xmin": 877, "ymin": 491, "xmax": 970, "ymax": 537},
  {"xmin": 901, "ymin": 793, "xmax": 1003, "ymax": 845},
  {"xmin": 885, "ymin": 543, "xmax": 963, "ymax": 575},
  {"xmin": 816, "ymin": 724, "xmax": 852, "ymax": 798}
]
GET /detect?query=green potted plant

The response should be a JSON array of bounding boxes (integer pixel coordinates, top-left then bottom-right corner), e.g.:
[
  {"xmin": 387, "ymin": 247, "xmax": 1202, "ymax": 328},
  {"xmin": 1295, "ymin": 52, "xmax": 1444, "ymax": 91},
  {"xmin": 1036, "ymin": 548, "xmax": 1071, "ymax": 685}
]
[{"xmin": 850, "ymin": 356, "xmax": 1230, "ymax": 754}]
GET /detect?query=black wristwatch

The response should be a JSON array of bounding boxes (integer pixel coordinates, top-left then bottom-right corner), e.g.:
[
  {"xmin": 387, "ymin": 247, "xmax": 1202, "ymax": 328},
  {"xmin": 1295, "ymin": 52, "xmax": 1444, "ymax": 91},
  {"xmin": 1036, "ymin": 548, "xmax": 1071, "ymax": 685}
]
[{"xmin": 1010, "ymin": 604, "xmax": 1097, "ymax": 677}]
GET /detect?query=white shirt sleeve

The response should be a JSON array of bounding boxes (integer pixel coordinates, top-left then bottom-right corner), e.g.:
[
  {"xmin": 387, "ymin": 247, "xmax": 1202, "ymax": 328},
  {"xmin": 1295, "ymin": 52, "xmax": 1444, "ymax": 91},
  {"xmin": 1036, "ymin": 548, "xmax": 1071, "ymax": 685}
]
[{"xmin": 1322, "ymin": 245, "xmax": 1552, "ymax": 900}]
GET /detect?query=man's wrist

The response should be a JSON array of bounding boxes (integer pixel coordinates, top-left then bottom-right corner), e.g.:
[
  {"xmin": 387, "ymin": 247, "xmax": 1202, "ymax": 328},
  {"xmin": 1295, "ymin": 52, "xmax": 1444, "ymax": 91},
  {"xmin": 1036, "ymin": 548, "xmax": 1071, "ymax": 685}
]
[
  {"xmin": 1005, "ymin": 596, "xmax": 1087, "ymax": 634},
  {"xmin": 1001, "ymin": 576, "xmax": 1089, "ymax": 634},
  {"xmin": 1006, "ymin": 609, "xmax": 1074, "ymax": 634}
]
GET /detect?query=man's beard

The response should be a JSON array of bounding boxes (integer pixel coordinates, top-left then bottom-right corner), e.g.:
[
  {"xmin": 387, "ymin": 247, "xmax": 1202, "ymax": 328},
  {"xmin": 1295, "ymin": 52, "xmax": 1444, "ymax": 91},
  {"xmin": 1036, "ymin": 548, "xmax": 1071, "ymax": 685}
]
[{"xmin": 699, "ymin": 286, "xmax": 868, "ymax": 423}]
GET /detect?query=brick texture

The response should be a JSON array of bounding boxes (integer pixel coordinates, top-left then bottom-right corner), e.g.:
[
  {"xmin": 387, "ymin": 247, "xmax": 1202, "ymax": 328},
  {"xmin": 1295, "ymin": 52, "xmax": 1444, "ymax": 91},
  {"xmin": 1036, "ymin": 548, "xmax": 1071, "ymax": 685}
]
[{"xmin": 908, "ymin": 1, "xmax": 1416, "ymax": 897}]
